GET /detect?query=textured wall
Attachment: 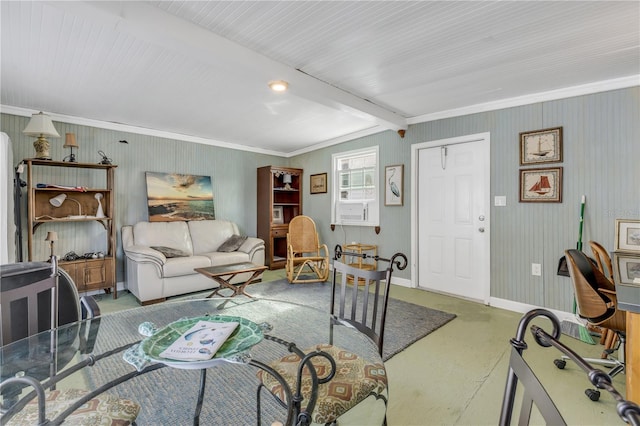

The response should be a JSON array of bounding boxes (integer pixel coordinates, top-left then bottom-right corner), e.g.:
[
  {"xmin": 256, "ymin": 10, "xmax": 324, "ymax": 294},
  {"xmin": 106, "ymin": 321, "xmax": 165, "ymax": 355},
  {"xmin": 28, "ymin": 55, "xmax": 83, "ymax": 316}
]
[
  {"xmin": 292, "ymin": 87, "xmax": 640, "ymax": 311},
  {"xmin": 3, "ymin": 86, "xmax": 638, "ymax": 312},
  {"xmin": 1, "ymin": 113, "xmax": 283, "ymax": 280}
]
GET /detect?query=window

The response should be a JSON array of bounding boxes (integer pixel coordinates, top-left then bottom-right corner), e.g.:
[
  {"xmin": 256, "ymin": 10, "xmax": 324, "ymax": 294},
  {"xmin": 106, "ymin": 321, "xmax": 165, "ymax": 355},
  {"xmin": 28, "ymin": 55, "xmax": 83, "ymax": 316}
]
[{"xmin": 331, "ymin": 146, "xmax": 379, "ymax": 226}]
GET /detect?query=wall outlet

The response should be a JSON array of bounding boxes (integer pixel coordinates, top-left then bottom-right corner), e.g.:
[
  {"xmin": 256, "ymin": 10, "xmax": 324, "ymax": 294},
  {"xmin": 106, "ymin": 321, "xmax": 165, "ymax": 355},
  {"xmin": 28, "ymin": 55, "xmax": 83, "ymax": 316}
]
[{"xmin": 531, "ymin": 263, "xmax": 542, "ymax": 276}]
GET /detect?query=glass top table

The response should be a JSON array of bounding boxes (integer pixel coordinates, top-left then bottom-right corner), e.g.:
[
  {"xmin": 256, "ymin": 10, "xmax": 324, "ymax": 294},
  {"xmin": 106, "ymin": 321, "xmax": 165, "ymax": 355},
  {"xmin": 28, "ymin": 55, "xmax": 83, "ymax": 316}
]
[{"xmin": 0, "ymin": 297, "xmax": 385, "ymax": 425}]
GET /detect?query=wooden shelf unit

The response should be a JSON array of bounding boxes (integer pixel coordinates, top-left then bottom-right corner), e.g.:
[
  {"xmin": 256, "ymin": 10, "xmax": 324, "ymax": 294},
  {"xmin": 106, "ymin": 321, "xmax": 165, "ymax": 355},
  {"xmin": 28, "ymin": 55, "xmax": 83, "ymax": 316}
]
[
  {"xmin": 25, "ymin": 159, "xmax": 118, "ymax": 298},
  {"xmin": 257, "ymin": 166, "xmax": 303, "ymax": 269}
]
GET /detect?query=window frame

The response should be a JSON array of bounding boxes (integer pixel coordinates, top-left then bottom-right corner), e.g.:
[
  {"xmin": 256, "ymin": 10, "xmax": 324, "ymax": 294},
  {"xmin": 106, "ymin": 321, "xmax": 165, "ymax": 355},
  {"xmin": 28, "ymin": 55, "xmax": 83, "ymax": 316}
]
[{"xmin": 331, "ymin": 146, "xmax": 379, "ymax": 227}]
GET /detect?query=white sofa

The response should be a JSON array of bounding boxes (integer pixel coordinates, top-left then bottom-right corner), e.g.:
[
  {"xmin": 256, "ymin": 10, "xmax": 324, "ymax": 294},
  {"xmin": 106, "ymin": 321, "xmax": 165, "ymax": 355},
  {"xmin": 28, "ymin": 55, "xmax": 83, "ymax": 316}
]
[{"xmin": 122, "ymin": 220, "xmax": 265, "ymax": 305}]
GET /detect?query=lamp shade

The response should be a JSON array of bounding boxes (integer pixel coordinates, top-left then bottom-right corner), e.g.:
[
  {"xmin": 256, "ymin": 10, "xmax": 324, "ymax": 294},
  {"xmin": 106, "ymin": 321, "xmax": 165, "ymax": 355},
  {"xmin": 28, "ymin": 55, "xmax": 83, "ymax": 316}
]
[
  {"xmin": 64, "ymin": 133, "xmax": 78, "ymax": 148},
  {"xmin": 49, "ymin": 193, "xmax": 67, "ymax": 207},
  {"xmin": 49, "ymin": 193, "xmax": 83, "ymax": 217},
  {"xmin": 282, "ymin": 174, "xmax": 292, "ymax": 184},
  {"xmin": 45, "ymin": 231, "xmax": 58, "ymax": 242},
  {"xmin": 23, "ymin": 112, "xmax": 60, "ymax": 138}
]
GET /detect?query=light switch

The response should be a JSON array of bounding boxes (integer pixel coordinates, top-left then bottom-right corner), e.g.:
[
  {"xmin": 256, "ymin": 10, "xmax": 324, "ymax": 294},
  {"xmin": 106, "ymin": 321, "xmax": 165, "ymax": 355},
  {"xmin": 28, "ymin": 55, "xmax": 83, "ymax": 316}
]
[{"xmin": 494, "ymin": 196, "xmax": 507, "ymax": 206}]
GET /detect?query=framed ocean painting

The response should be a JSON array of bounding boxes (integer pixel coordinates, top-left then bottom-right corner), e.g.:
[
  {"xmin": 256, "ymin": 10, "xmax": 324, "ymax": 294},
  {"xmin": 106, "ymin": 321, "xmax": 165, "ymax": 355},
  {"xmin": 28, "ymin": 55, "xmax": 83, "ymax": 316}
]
[{"xmin": 145, "ymin": 172, "xmax": 215, "ymax": 222}]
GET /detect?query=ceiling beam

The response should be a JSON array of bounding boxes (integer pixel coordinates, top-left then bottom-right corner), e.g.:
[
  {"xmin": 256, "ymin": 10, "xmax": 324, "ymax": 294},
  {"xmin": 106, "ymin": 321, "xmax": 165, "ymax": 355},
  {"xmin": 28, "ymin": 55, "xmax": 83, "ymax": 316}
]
[{"xmin": 51, "ymin": 1, "xmax": 407, "ymax": 132}]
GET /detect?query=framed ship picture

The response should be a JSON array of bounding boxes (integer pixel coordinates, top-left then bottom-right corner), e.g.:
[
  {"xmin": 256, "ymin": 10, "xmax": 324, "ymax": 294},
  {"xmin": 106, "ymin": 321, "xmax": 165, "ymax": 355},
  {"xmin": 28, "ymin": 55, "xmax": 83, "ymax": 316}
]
[
  {"xmin": 519, "ymin": 167, "xmax": 563, "ymax": 203},
  {"xmin": 519, "ymin": 127, "xmax": 563, "ymax": 165}
]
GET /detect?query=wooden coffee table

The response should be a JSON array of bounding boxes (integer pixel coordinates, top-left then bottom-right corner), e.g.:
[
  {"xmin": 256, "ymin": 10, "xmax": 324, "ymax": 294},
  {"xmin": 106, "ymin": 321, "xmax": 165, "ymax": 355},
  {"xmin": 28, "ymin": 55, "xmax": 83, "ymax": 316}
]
[{"xmin": 194, "ymin": 262, "xmax": 268, "ymax": 307}]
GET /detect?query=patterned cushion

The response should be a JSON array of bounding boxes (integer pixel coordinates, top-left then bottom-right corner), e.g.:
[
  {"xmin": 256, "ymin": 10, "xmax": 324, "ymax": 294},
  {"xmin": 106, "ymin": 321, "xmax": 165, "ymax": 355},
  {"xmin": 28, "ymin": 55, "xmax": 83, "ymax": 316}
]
[
  {"xmin": 7, "ymin": 388, "xmax": 140, "ymax": 425},
  {"xmin": 256, "ymin": 344, "xmax": 387, "ymax": 424}
]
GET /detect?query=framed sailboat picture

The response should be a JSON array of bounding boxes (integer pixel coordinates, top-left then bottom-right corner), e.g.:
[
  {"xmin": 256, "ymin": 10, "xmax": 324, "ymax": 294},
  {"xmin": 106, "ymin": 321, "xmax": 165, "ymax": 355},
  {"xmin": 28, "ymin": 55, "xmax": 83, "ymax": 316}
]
[
  {"xmin": 519, "ymin": 167, "xmax": 563, "ymax": 203},
  {"xmin": 519, "ymin": 127, "xmax": 562, "ymax": 165}
]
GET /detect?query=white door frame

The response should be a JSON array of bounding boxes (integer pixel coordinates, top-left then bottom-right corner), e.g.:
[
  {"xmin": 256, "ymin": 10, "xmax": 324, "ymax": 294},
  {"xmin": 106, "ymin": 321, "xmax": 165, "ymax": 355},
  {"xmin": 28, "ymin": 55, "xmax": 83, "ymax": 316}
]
[{"xmin": 410, "ymin": 132, "xmax": 491, "ymax": 303}]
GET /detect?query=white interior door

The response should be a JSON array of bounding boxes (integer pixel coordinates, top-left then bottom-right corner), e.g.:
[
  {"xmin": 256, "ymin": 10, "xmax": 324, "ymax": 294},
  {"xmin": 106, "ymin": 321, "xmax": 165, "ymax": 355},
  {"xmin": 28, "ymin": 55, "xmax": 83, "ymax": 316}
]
[{"xmin": 413, "ymin": 133, "xmax": 490, "ymax": 303}]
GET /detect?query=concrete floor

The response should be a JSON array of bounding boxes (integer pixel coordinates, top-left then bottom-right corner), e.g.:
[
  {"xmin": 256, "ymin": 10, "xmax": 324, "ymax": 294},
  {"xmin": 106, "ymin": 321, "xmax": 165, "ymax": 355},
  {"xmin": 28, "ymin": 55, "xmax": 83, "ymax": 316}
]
[{"xmin": 94, "ymin": 271, "xmax": 627, "ymax": 425}]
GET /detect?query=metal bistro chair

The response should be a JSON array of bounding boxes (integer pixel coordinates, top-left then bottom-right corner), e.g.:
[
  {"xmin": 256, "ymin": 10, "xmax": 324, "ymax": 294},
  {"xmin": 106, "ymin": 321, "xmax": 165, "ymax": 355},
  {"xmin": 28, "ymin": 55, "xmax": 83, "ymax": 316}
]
[
  {"xmin": 500, "ymin": 309, "xmax": 640, "ymax": 426},
  {"xmin": 256, "ymin": 245, "xmax": 407, "ymax": 425},
  {"xmin": 0, "ymin": 257, "xmax": 140, "ymax": 425}
]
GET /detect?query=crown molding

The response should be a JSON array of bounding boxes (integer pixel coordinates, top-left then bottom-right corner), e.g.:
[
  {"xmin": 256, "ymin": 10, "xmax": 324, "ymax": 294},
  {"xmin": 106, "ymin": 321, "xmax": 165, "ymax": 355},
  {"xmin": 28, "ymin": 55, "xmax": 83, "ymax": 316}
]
[
  {"xmin": 407, "ymin": 75, "xmax": 640, "ymax": 125},
  {"xmin": 0, "ymin": 105, "xmax": 288, "ymax": 157}
]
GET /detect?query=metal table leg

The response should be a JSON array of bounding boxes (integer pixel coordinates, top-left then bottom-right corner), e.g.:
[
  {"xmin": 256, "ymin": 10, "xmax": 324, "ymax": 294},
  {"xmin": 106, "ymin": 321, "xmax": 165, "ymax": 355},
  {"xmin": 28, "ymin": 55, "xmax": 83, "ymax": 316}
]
[{"xmin": 194, "ymin": 369, "xmax": 207, "ymax": 426}]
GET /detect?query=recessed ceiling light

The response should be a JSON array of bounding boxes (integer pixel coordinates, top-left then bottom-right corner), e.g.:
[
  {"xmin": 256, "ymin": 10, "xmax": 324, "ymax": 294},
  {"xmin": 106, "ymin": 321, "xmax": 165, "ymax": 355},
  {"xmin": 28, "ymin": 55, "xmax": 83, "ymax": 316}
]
[{"xmin": 268, "ymin": 80, "xmax": 289, "ymax": 92}]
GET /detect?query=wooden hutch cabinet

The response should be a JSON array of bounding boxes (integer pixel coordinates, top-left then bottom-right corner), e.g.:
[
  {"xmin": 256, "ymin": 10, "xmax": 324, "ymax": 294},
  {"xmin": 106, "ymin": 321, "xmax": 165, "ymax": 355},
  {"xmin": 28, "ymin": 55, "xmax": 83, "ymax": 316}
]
[
  {"xmin": 257, "ymin": 166, "xmax": 302, "ymax": 269},
  {"xmin": 24, "ymin": 159, "xmax": 118, "ymax": 298}
]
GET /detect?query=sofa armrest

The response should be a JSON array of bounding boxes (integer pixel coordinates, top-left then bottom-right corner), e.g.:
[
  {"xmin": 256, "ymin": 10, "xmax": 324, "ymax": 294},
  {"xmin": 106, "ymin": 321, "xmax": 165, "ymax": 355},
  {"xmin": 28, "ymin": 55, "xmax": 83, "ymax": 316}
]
[
  {"xmin": 238, "ymin": 236, "xmax": 264, "ymax": 253},
  {"xmin": 238, "ymin": 237, "xmax": 265, "ymax": 262},
  {"xmin": 123, "ymin": 245, "xmax": 167, "ymax": 268}
]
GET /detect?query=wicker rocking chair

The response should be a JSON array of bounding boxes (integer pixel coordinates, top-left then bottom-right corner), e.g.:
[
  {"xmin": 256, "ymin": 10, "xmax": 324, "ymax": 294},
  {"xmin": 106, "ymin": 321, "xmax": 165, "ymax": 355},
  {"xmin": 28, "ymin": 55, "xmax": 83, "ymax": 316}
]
[{"xmin": 286, "ymin": 215, "xmax": 329, "ymax": 283}]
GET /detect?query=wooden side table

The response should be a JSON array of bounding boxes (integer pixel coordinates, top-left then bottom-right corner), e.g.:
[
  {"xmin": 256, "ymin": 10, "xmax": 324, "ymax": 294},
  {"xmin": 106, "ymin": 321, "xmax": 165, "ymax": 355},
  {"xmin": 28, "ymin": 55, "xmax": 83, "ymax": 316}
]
[{"xmin": 344, "ymin": 243, "xmax": 377, "ymax": 285}]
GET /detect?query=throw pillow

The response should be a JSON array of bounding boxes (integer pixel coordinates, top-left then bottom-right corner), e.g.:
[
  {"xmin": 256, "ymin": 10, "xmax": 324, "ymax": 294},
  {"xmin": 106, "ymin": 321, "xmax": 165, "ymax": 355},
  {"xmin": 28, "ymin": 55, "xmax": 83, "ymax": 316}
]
[
  {"xmin": 150, "ymin": 246, "xmax": 188, "ymax": 258},
  {"xmin": 218, "ymin": 235, "xmax": 248, "ymax": 252}
]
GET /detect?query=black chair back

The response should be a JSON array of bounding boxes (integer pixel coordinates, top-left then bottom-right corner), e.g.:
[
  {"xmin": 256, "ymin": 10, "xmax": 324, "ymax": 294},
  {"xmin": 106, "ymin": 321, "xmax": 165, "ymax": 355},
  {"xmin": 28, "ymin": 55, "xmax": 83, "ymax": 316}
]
[
  {"xmin": 1, "ymin": 261, "xmax": 57, "ymax": 345},
  {"xmin": 331, "ymin": 245, "xmax": 407, "ymax": 355},
  {"xmin": 1, "ymin": 257, "xmax": 100, "ymax": 403}
]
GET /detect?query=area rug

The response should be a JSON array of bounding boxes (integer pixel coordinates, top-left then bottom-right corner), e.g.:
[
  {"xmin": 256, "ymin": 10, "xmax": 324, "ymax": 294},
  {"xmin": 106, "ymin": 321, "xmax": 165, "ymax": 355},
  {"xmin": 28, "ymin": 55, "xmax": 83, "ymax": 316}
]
[
  {"xmin": 85, "ymin": 280, "xmax": 455, "ymax": 424},
  {"xmin": 249, "ymin": 279, "xmax": 456, "ymax": 361}
]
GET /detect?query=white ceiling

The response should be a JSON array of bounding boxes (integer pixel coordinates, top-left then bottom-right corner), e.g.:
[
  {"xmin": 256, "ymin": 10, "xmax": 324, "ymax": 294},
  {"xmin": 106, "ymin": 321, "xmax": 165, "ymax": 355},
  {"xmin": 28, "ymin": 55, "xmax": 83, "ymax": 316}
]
[{"xmin": 2, "ymin": 1, "xmax": 639, "ymax": 155}]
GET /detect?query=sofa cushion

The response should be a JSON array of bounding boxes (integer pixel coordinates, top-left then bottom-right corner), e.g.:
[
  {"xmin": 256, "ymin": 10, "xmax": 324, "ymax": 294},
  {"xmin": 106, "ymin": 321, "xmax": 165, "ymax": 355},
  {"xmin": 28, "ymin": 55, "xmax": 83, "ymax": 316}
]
[
  {"xmin": 188, "ymin": 220, "xmax": 239, "ymax": 254},
  {"xmin": 201, "ymin": 251, "xmax": 250, "ymax": 267},
  {"xmin": 163, "ymin": 255, "xmax": 212, "ymax": 278},
  {"xmin": 151, "ymin": 246, "xmax": 188, "ymax": 258},
  {"xmin": 133, "ymin": 222, "xmax": 193, "ymax": 256},
  {"xmin": 217, "ymin": 235, "xmax": 248, "ymax": 252}
]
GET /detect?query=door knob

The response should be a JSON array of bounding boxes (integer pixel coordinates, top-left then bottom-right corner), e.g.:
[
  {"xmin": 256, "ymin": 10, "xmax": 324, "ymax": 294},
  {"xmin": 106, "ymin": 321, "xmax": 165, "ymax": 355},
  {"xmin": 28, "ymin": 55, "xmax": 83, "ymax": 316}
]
[
  {"xmin": 478, "ymin": 227, "xmax": 485, "ymax": 233},
  {"xmin": 479, "ymin": 215, "xmax": 485, "ymax": 221}
]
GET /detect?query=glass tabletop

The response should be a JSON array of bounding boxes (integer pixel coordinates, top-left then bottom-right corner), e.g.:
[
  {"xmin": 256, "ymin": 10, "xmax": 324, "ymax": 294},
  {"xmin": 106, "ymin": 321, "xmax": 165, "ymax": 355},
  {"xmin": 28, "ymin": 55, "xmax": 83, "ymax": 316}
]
[{"xmin": 1, "ymin": 297, "xmax": 384, "ymax": 425}]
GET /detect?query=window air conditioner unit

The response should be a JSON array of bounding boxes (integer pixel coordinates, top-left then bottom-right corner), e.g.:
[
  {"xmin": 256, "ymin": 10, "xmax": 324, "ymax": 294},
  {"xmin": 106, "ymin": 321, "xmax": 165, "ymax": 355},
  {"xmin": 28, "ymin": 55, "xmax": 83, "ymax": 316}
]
[{"xmin": 337, "ymin": 202, "xmax": 367, "ymax": 222}]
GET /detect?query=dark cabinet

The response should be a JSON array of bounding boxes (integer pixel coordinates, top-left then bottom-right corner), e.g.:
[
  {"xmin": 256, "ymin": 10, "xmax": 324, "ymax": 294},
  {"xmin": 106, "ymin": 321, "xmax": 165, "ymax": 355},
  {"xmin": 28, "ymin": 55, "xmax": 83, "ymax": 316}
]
[{"xmin": 257, "ymin": 166, "xmax": 302, "ymax": 269}]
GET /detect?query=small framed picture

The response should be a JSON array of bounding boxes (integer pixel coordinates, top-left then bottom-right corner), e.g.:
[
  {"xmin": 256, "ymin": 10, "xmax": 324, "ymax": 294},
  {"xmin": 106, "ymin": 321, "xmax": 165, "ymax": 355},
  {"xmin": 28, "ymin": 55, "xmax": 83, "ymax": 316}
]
[
  {"xmin": 613, "ymin": 253, "xmax": 640, "ymax": 286},
  {"xmin": 519, "ymin": 167, "xmax": 562, "ymax": 203},
  {"xmin": 385, "ymin": 165, "xmax": 404, "ymax": 206},
  {"xmin": 272, "ymin": 206, "xmax": 284, "ymax": 224},
  {"xmin": 519, "ymin": 127, "xmax": 563, "ymax": 165},
  {"xmin": 615, "ymin": 219, "xmax": 640, "ymax": 253},
  {"xmin": 310, "ymin": 173, "xmax": 327, "ymax": 194}
]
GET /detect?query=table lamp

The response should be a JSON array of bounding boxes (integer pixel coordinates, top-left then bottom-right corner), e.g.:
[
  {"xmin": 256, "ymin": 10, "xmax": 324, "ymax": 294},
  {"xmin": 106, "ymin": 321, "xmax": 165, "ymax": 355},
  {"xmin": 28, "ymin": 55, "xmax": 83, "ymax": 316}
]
[
  {"xmin": 282, "ymin": 173, "xmax": 292, "ymax": 190},
  {"xmin": 64, "ymin": 133, "xmax": 79, "ymax": 162},
  {"xmin": 45, "ymin": 231, "xmax": 58, "ymax": 261},
  {"xmin": 22, "ymin": 112, "xmax": 60, "ymax": 160},
  {"xmin": 95, "ymin": 193, "xmax": 105, "ymax": 218},
  {"xmin": 49, "ymin": 193, "xmax": 84, "ymax": 218}
]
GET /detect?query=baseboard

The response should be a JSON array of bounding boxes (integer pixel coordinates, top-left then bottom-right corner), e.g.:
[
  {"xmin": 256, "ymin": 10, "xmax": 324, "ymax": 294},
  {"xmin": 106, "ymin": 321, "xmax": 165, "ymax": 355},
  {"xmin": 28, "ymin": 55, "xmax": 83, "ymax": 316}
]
[
  {"xmin": 389, "ymin": 281, "xmax": 574, "ymax": 321},
  {"xmin": 390, "ymin": 277, "xmax": 412, "ymax": 288},
  {"xmin": 489, "ymin": 296, "xmax": 575, "ymax": 323}
]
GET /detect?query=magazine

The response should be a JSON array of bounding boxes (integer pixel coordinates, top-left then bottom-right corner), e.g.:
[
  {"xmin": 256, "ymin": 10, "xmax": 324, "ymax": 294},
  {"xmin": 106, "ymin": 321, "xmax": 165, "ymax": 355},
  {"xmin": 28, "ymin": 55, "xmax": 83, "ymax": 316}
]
[{"xmin": 159, "ymin": 320, "xmax": 239, "ymax": 361}]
